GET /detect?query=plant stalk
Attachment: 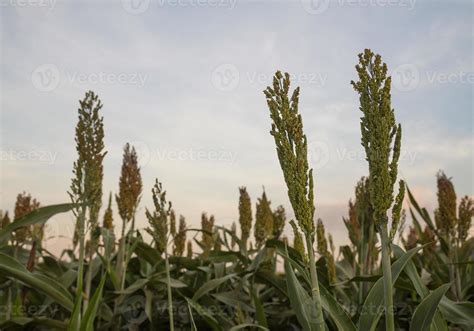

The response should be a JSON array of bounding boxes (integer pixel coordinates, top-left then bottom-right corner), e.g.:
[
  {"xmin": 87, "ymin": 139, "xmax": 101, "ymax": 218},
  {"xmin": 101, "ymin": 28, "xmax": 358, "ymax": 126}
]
[
  {"xmin": 358, "ymin": 215, "xmax": 366, "ymax": 305},
  {"xmin": 165, "ymin": 247, "xmax": 174, "ymax": 331},
  {"xmin": 453, "ymin": 238, "xmax": 462, "ymax": 300},
  {"xmin": 380, "ymin": 224, "xmax": 395, "ymax": 331},
  {"xmin": 305, "ymin": 234, "xmax": 325, "ymax": 331},
  {"xmin": 75, "ymin": 206, "xmax": 87, "ymax": 323}
]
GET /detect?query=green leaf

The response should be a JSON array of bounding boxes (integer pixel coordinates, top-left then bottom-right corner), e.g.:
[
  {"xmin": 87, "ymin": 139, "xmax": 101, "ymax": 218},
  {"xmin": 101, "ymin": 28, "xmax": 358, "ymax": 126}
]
[
  {"xmin": 192, "ymin": 273, "xmax": 235, "ymax": 301},
  {"xmin": 392, "ymin": 245, "xmax": 448, "ymax": 331},
  {"xmin": 188, "ymin": 301, "xmax": 198, "ymax": 331},
  {"xmin": 186, "ymin": 297, "xmax": 222, "ymax": 331},
  {"xmin": 251, "ymin": 289, "xmax": 268, "ymax": 328},
  {"xmin": 439, "ymin": 298, "xmax": 474, "ymax": 329},
  {"xmin": 0, "ymin": 253, "xmax": 73, "ymax": 311},
  {"xmin": 80, "ymin": 274, "xmax": 107, "ymax": 331},
  {"xmin": 358, "ymin": 245, "xmax": 423, "ymax": 331},
  {"xmin": 283, "ymin": 254, "xmax": 320, "ymax": 331},
  {"xmin": 319, "ymin": 283, "xmax": 357, "ymax": 331},
  {"xmin": 0, "ymin": 203, "xmax": 74, "ymax": 245},
  {"xmin": 157, "ymin": 277, "xmax": 188, "ymax": 288},
  {"xmin": 410, "ymin": 283, "xmax": 451, "ymax": 331}
]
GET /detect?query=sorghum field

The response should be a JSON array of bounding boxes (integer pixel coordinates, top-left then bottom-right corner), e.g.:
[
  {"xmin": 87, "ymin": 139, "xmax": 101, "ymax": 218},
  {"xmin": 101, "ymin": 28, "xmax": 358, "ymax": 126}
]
[{"xmin": 0, "ymin": 49, "xmax": 473, "ymax": 331}]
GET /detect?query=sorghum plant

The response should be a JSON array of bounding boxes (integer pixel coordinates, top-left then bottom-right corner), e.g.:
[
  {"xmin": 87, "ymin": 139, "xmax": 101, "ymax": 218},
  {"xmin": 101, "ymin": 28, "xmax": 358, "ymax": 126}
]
[
  {"xmin": 254, "ymin": 190, "xmax": 273, "ymax": 248},
  {"xmin": 230, "ymin": 221, "xmax": 237, "ymax": 249},
  {"xmin": 351, "ymin": 49, "xmax": 404, "ymax": 331},
  {"xmin": 144, "ymin": 179, "xmax": 174, "ymax": 330},
  {"xmin": 316, "ymin": 219, "xmax": 336, "ymax": 284},
  {"xmin": 272, "ymin": 205, "xmax": 286, "ymax": 240},
  {"xmin": 13, "ymin": 192, "xmax": 41, "ymax": 247},
  {"xmin": 238, "ymin": 187, "xmax": 252, "ymax": 249},
  {"xmin": 434, "ymin": 171, "xmax": 460, "ymax": 297},
  {"xmin": 201, "ymin": 213, "xmax": 215, "ymax": 258},
  {"xmin": 264, "ymin": 71, "xmax": 324, "ymax": 330},
  {"xmin": 116, "ymin": 143, "xmax": 142, "ymax": 291},
  {"xmin": 169, "ymin": 210, "xmax": 177, "ymax": 237},
  {"xmin": 458, "ymin": 195, "xmax": 473, "ymax": 242},
  {"xmin": 290, "ymin": 220, "xmax": 306, "ymax": 260},
  {"xmin": 102, "ymin": 192, "xmax": 114, "ymax": 231},
  {"xmin": 187, "ymin": 240, "xmax": 193, "ymax": 258},
  {"xmin": 68, "ymin": 91, "xmax": 106, "ymax": 321},
  {"xmin": 173, "ymin": 215, "xmax": 187, "ymax": 257},
  {"xmin": 145, "ymin": 179, "xmax": 171, "ymax": 255}
]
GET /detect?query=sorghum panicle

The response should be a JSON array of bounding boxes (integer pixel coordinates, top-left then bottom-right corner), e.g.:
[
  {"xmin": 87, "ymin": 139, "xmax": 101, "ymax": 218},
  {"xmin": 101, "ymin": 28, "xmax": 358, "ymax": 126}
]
[
  {"xmin": 435, "ymin": 171, "xmax": 457, "ymax": 238},
  {"xmin": 272, "ymin": 205, "xmax": 286, "ymax": 240},
  {"xmin": 238, "ymin": 187, "xmax": 252, "ymax": 246},
  {"xmin": 458, "ymin": 195, "xmax": 473, "ymax": 242},
  {"xmin": 103, "ymin": 192, "xmax": 114, "ymax": 230},
  {"xmin": 173, "ymin": 215, "xmax": 186, "ymax": 257},
  {"xmin": 351, "ymin": 50, "xmax": 403, "ymax": 225},
  {"xmin": 264, "ymin": 71, "xmax": 315, "ymax": 236},
  {"xmin": 254, "ymin": 190, "xmax": 273, "ymax": 248},
  {"xmin": 145, "ymin": 179, "xmax": 171, "ymax": 254},
  {"xmin": 116, "ymin": 143, "xmax": 142, "ymax": 223}
]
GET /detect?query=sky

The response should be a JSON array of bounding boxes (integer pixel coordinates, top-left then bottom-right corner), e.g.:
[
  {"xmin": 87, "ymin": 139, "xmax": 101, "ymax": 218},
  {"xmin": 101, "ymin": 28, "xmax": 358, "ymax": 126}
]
[{"xmin": 0, "ymin": 0, "xmax": 472, "ymax": 254}]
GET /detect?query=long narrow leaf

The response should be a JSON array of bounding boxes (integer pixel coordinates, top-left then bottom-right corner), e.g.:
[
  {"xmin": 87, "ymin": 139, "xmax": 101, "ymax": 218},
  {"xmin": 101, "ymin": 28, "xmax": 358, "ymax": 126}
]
[
  {"xmin": 410, "ymin": 283, "xmax": 451, "ymax": 331},
  {"xmin": 358, "ymin": 245, "xmax": 423, "ymax": 330},
  {"xmin": 0, "ymin": 253, "xmax": 73, "ymax": 311}
]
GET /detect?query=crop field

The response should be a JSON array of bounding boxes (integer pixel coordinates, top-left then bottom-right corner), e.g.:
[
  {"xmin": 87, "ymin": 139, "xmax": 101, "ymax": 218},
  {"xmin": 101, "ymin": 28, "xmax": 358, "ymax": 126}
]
[{"xmin": 0, "ymin": 46, "xmax": 472, "ymax": 331}]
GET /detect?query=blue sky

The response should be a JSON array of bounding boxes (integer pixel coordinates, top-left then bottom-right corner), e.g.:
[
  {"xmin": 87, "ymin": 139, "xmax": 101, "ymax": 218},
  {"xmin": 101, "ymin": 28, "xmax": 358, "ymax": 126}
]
[{"xmin": 0, "ymin": 0, "xmax": 472, "ymax": 253}]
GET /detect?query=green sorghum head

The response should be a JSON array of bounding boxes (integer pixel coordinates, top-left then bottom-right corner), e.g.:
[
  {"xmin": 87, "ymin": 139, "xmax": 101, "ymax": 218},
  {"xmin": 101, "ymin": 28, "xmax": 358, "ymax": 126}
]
[
  {"xmin": 351, "ymin": 49, "xmax": 402, "ymax": 226},
  {"xmin": 264, "ymin": 71, "xmax": 315, "ymax": 236}
]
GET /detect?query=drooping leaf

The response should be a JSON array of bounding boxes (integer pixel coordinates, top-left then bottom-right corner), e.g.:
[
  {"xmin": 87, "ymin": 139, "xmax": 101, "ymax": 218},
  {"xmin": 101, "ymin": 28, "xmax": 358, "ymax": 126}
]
[
  {"xmin": 0, "ymin": 203, "xmax": 74, "ymax": 245},
  {"xmin": 410, "ymin": 283, "xmax": 451, "ymax": 331},
  {"xmin": 192, "ymin": 274, "xmax": 235, "ymax": 301},
  {"xmin": 358, "ymin": 245, "xmax": 423, "ymax": 330},
  {"xmin": 0, "ymin": 253, "xmax": 73, "ymax": 311},
  {"xmin": 80, "ymin": 274, "xmax": 107, "ymax": 331}
]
